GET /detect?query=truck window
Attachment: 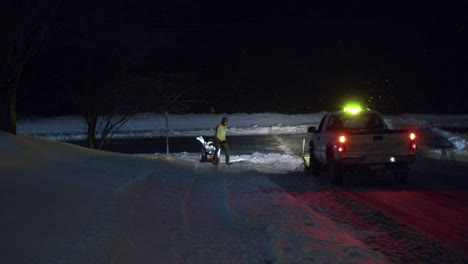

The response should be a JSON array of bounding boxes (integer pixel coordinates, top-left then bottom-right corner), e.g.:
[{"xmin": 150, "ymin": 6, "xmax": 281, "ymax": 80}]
[
  {"xmin": 365, "ymin": 114, "xmax": 384, "ymax": 129},
  {"xmin": 317, "ymin": 115, "xmax": 326, "ymax": 132},
  {"xmin": 326, "ymin": 115, "xmax": 344, "ymax": 131},
  {"xmin": 327, "ymin": 113, "xmax": 384, "ymax": 130}
]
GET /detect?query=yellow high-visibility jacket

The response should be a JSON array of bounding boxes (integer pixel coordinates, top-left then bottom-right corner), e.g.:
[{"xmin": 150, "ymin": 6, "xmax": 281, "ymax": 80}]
[{"xmin": 215, "ymin": 124, "xmax": 227, "ymax": 142}]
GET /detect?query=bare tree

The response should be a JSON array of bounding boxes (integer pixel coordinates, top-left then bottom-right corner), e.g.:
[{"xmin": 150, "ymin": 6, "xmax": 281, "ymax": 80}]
[
  {"xmin": 0, "ymin": 0, "xmax": 67, "ymax": 134},
  {"xmin": 82, "ymin": 89, "xmax": 135, "ymax": 150},
  {"xmin": 79, "ymin": 47, "xmax": 148, "ymax": 150},
  {"xmin": 149, "ymin": 74, "xmax": 203, "ymax": 154}
]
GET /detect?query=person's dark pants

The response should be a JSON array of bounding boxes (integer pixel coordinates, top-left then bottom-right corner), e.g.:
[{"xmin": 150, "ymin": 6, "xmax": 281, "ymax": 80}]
[{"xmin": 214, "ymin": 140, "xmax": 230, "ymax": 164}]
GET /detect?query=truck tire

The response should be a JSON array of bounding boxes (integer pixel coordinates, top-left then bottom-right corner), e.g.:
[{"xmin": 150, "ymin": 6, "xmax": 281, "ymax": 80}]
[
  {"xmin": 327, "ymin": 154, "xmax": 343, "ymax": 185},
  {"xmin": 309, "ymin": 147, "xmax": 320, "ymax": 175}
]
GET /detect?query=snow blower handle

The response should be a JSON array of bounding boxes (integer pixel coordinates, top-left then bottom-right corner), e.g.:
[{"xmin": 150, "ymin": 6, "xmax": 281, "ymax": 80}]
[{"xmin": 196, "ymin": 136, "xmax": 206, "ymax": 145}]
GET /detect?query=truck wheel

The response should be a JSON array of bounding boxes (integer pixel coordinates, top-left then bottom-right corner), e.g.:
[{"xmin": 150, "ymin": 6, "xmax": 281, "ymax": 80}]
[
  {"xmin": 393, "ymin": 164, "xmax": 409, "ymax": 184},
  {"xmin": 309, "ymin": 148, "xmax": 320, "ymax": 176},
  {"xmin": 328, "ymin": 154, "xmax": 343, "ymax": 185}
]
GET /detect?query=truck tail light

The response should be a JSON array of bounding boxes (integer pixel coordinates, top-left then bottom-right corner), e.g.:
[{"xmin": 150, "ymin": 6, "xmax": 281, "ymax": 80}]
[
  {"xmin": 338, "ymin": 135, "xmax": 346, "ymax": 152},
  {"xmin": 339, "ymin": 135, "xmax": 346, "ymax": 143},
  {"xmin": 409, "ymin": 132, "xmax": 416, "ymax": 151}
]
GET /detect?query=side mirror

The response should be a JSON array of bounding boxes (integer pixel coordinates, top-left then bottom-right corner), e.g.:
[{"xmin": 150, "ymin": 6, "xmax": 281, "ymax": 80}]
[{"xmin": 307, "ymin": 126, "xmax": 317, "ymax": 133}]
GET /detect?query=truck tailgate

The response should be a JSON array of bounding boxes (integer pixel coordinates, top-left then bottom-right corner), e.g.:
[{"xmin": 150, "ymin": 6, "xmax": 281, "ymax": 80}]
[{"xmin": 346, "ymin": 130, "xmax": 410, "ymax": 154}]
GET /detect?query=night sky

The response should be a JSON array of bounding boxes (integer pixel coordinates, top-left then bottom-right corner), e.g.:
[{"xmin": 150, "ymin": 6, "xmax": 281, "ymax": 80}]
[{"xmin": 4, "ymin": 0, "xmax": 467, "ymax": 116}]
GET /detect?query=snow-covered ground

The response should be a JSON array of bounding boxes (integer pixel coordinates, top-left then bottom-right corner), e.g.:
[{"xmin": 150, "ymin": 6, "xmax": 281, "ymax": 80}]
[{"xmin": 2, "ymin": 112, "xmax": 467, "ymax": 263}]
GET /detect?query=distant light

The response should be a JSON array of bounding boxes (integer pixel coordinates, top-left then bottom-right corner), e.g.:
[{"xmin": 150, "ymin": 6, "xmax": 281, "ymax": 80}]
[
  {"xmin": 410, "ymin": 132, "xmax": 416, "ymax": 140},
  {"xmin": 390, "ymin": 157, "xmax": 396, "ymax": 162}
]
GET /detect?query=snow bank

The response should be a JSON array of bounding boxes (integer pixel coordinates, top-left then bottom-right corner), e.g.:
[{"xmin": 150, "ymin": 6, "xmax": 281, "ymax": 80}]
[
  {"xmin": 141, "ymin": 152, "xmax": 305, "ymax": 174},
  {"xmin": 0, "ymin": 132, "xmax": 157, "ymax": 263}
]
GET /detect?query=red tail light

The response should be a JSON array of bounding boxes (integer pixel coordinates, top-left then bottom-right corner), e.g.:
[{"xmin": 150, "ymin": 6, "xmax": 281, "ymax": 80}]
[
  {"xmin": 337, "ymin": 135, "xmax": 346, "ymax": 152},
  {"xmin": 409, "ymin": 132, "xmax": 416, "ymax": 151}
]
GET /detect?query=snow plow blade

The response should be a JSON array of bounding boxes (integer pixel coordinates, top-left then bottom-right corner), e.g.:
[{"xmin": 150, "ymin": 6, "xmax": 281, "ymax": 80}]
[{"xmin": 301, "ymin": 154, "xmax": 310, "ymax": 168}]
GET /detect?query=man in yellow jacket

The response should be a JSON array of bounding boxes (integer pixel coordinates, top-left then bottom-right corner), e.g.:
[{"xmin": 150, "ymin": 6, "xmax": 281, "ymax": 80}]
[{"xmin": 213, "ymin": 117, "xmax": 231, "ymax": 165}]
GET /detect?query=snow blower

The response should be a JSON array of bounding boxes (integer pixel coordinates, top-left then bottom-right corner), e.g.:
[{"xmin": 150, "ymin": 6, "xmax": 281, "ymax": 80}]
[{"xmin": 196, "ymin": 136, "xmax": 219, "ymax": 162}]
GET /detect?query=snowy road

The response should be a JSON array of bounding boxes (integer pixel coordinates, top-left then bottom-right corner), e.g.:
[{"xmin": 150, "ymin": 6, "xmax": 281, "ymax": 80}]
[
  {"xmin": 110, "ymin": 161, "xmax": 390, "ymax": 263},
  {"xmin": 79, "ymin": 133, "xmax": 468, "ymax": 260},
  {"xmin": 349, "ymin": 156, "xmax": 468, "ymax": 254},
  {"xmin": 108, "ymin": 154, "xmax": 467, "ymax": 263}
]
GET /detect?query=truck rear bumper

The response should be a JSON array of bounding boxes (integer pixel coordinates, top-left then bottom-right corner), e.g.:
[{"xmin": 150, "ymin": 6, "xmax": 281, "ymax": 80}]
[{"xmin": 338, "ymin": 153, "xmax": 416, "ymax": 166}]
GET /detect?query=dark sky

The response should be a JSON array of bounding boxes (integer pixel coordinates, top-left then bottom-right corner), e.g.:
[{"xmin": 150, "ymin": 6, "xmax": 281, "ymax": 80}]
[{"xmin": 9, "ymin": 0, "xmax": 468, "ymax": 115}]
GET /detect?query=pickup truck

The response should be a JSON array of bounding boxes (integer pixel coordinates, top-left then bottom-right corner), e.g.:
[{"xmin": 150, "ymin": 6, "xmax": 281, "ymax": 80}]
[{"xmin": 305, "ymin": 108, "xmax": 416, "ymax": 184}]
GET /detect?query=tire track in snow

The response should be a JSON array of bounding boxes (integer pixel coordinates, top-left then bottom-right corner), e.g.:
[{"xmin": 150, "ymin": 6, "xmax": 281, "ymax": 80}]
[
  {"xmin": 283, "ymin": 181, "xmax": 468, "ymax": 263},
  {"xmin": 180, "ymin": 162, "xmax": 251, "ymax": 262},
  {"xmin": 183, "ymin": 163, "xmax": 234, "ymax": 230}
]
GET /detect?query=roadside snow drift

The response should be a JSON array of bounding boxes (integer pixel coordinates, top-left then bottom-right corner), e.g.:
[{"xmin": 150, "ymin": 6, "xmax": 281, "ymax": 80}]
[{"xmin": 0, "ymin": 132, "xmax": 390, "ymax": 263}]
